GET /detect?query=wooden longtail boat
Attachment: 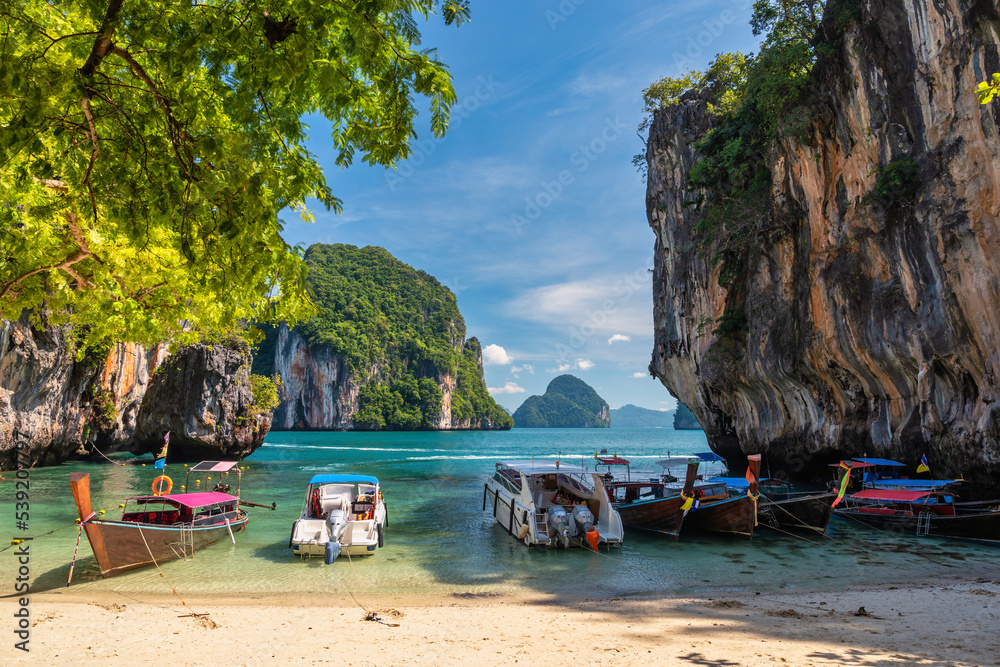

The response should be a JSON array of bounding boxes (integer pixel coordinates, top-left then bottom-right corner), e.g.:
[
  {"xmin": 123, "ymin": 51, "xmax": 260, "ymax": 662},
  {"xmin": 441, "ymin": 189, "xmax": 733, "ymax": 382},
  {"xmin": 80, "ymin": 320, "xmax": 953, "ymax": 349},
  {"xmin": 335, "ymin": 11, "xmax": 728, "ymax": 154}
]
[
  {"xmin": 676, "ymin": 455, "xmax": 755, "ymax": 540},
  {"xmin": 600, "ymin": 455, "xmax": 689, "ymax": 540},
  {"xmin": 834, "ymin": 489, "xmax": 1000, "ymax": 542},
  {"xmin": 716, "ymin": 455, "xmax": 836, "ymax": 534},
  {"xmin": 68, "ymin": 461, "xmax": 249, "ymax": 578}
]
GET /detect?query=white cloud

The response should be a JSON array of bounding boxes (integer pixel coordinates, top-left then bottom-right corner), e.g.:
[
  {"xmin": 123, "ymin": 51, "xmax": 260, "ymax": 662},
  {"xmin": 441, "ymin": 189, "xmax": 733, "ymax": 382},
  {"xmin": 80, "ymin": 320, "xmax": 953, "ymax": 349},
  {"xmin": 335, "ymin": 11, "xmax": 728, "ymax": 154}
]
[
  {"xmin": 608, "ymin": 334, "xmax": 631, "ymax": 345},
  {"xmin": 632, "ymin": 371, "xmax": 647, "ymax": 378},
  {"xmin": 510, "ymin": 364, "xmax": 534, "ymax": 376},
  {"xmin": 547, "ymin": 359, "xmax": 595, "ymax": 373},
  {"xmin": 488, "ymin": 382, "xmax": 525, "ymax": 395},
  {"xmin": 482, "ymin": 344, "xmax": 513, "ymax": 365},
  {"xmin": 507, "ymin": 276, "xmax": 653, "ymax": 338}
]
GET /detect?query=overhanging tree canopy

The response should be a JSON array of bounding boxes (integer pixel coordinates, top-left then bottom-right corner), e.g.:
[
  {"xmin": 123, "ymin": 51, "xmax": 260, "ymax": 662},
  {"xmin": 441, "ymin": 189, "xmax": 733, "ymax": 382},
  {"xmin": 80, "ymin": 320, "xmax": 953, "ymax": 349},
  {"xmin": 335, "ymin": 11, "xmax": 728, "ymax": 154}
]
[{"xmin": 0, "ymin": 0, "xmax": 469, "ymax": 349}]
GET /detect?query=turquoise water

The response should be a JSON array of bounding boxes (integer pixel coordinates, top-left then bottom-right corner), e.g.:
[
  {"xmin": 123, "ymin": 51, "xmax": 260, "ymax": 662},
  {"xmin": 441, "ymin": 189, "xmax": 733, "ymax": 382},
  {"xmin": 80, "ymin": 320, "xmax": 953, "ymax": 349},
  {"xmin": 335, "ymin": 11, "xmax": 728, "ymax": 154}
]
[{"xmin": 4, "ymin": 428, "xmax": 998, "ymax": 601}]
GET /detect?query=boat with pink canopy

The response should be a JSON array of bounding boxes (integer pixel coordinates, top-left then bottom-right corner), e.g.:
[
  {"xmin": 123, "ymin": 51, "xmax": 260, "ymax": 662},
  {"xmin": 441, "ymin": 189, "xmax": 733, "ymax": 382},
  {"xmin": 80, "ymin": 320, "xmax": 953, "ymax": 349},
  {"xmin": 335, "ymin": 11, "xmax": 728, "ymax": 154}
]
[{"xmin": 69, "ymin": 461, "xmax": 252, "ymax": 579}]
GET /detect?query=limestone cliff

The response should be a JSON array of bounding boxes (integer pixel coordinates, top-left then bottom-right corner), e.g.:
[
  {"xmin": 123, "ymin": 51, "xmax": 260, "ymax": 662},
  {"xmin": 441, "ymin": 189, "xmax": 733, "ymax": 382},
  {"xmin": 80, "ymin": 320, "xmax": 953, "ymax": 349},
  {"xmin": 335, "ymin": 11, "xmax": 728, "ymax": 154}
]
[
  {"xmin": 257, "ymin": 243, "xmax": 512, "ymax": 431},
  {"xmin": 0, "ymin": 313, "xmax": 267, "ymax": 468},
  {"xmin": 648, "ymin": 0, "xmax": 1000, "ymax": 492}
]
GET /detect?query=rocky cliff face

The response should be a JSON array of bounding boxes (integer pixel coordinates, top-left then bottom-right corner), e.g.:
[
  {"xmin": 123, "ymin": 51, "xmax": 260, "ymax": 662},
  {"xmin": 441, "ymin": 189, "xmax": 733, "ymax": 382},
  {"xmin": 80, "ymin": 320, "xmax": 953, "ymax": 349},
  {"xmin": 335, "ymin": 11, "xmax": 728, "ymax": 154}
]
[
  {"xmin": 0, "ymin": 313, "xmax": 266, "ymax": 468},
  {"xmin": 648, "ymin": 0, "xmax": 1000, "ymax": 492},
  {"xmin": 264, "ymin": 324, "xmax": 502, "ymax": 430}
]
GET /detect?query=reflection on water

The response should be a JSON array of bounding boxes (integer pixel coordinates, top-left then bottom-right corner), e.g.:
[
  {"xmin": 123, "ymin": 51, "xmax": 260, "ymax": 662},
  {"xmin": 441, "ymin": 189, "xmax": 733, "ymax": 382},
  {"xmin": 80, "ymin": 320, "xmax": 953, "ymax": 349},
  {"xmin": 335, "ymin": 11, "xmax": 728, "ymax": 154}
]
[{"xmin": 5, "ymin": 428, "xmax": 998, "ymax": 600}]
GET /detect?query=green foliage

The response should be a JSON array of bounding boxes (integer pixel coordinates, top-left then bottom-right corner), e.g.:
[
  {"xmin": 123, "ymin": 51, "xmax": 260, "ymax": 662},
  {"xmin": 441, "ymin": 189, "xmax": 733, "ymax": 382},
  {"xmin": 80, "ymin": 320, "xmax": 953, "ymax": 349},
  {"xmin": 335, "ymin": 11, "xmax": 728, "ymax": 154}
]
[
  {"xmin": 248, "ymin": 373, "xmax": 283, "ymax": 417},
  {"xmin": 863, "ymin": 157, "xmax": 920, "ymax": 206},
  {"xmin": 512, "ymin": 375, "xmax": 609, "ymax": 428},
  {"xmin": 299, "ymin": 244, "xmax": 462, "ymax": 376},
  {"xmin": 978, "ymin": 73, "xmax": 1000, "ymax": 104},
  {"xmin": 90, "ymin": 386, "xmax": 117, "ymax": 426},
  {"xmin": 0, "ymin": 1, "xmax": 467, "ymax": 353},
  {"xmin": 269, "ymin": 244, "xmax": 509, "ymax": 430}
]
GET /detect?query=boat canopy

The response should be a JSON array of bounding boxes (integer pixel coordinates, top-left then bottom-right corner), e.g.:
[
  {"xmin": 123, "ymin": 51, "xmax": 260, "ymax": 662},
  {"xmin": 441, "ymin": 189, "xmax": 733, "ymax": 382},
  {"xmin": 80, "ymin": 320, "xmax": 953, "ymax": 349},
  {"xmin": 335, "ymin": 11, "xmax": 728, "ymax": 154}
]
[
  {"xmin": 872, "ymin": 479, "xmax": 960, "ymax": 488},
  {"xmin": 709, "ymin": 476, "xmax": 771, "ymax": 489},
  {"xmin": 851, "ymin": 489, "xmax": 935, "ymax": 502},
  {"xmin": 656, "ymin": 457, "xmax": 693, "ymax": 469},
  {"xmin": 852, "ymin": 457, "xmax": 905, "ymax": 466},
  {"xmin": 188, "ymin": 461, "xmax": 240, "ymax": 472},
  {"xmin": 308, "ymin": 474, "xmax": 379, "ymax": 486},
  {"xmin": 136, "ymin": 491, "xmax": 237, "ymax": 508},
  {"xmin": 695, "ymin": 452, "xmax": 726, "ymax": 462},
  {"xmin": 498, "ymin": 460, "xmax": 592, "ymax": 475},
  {"xmin": 829, "ymin": 461, "xmax": 872, "ymax": 469},
  {"xmin": 595, "ymin": 455, "xmax": 630, "ymax": 466}
]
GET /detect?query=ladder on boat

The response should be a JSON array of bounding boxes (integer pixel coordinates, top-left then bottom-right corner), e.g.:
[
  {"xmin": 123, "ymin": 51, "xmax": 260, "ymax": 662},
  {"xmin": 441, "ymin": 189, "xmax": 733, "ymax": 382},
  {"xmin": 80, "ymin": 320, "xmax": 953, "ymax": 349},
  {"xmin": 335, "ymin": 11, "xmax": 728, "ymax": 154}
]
[
  {"xmin": 533, "ymin": 513, "xmax": 550, "ymax": 545},
  {"xmin": 169, "ymin": 523, "xmax": 195, "ymax": 560},
  {"xmin": 916, "ymin": 511, "xmax": 932, "ymax": 537}
]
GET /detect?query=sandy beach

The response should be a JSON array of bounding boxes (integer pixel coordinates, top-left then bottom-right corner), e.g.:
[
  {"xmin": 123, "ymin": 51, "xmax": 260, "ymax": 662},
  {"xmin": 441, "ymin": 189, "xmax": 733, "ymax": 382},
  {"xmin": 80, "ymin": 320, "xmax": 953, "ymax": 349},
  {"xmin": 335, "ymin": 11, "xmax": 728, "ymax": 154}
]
[{"xmin": 5, "ymin": 577, "xmax": 998, "ymax": 666}]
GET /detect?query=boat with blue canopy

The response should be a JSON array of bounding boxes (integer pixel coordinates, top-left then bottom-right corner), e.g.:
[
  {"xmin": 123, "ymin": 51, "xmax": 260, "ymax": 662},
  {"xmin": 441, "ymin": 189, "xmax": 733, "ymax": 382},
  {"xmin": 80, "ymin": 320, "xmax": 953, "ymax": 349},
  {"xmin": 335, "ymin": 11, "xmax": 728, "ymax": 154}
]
[{"xmin": 289, "ymin": 473, "xmax": 387, "ymax": 563}]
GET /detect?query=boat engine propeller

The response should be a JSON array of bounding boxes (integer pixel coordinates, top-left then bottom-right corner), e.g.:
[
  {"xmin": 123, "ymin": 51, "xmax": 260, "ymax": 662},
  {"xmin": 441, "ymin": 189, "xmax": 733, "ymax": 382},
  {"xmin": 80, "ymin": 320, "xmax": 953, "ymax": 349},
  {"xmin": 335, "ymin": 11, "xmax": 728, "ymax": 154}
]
[
  {"xmin": 572, "ymin": 505, "xmax": 596, "ymax": 538},
  {"xmin": 546, "ymin": 505, "xmax": 571, "ymax": 549}
]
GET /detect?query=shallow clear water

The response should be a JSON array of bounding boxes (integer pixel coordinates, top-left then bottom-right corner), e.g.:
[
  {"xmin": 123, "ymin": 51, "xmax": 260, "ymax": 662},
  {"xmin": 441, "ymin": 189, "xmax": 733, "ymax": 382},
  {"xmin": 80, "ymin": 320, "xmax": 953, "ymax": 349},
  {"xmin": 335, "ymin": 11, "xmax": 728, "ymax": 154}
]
[{"xmin": 5, "ymin": 428, "xmax": 998, "ymax": 600}]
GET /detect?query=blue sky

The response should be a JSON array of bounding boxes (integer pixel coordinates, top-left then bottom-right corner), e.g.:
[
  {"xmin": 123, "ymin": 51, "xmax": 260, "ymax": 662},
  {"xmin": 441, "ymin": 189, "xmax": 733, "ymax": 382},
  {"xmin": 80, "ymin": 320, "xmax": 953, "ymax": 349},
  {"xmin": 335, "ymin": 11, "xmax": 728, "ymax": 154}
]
[{"xmin": 282, "ymin": 1, "xmax": 763, "ymax": 413}]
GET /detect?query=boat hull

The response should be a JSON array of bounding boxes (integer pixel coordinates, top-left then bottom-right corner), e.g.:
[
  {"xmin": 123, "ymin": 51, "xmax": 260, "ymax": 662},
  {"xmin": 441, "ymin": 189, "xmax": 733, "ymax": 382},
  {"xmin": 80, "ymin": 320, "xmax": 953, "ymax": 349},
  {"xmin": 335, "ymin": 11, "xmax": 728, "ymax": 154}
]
[
  {"xmin": 82, "ymin": 514, "xmax": 249, "ymax": 577},
  {"xmin": 759, "ymin": 492, "xmax": 836, "ymax": 534},
  {"xmin": 615, "ymin": 495, "xmax": 686, "ymax": 540},
  {"xmin": 681, "ymin": 495, "xmax": 755, "ymax": 539},
  {"xmin": 835, "ymin": 506, "xmax": 1000, "ymax": 541}
]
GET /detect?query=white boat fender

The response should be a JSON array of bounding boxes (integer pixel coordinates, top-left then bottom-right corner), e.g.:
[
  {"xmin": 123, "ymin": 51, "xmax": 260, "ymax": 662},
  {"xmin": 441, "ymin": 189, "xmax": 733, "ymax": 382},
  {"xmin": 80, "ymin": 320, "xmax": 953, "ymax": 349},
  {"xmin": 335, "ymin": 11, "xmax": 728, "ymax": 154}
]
[
  {"xmin": 324, "ymin": 540, "xmax": 341, "ymax": 564},
  {"xmin": 518, "ymin": 524, "xmax": 530, "ymax": 540}
]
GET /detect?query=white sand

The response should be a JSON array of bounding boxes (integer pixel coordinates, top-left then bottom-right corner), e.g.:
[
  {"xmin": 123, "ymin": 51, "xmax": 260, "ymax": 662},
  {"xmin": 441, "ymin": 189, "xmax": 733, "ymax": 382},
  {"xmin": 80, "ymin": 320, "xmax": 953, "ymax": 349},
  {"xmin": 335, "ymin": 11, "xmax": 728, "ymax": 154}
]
[{"xmin": 5, "ymin": 578, "xmax": 999, "ymax": 665}]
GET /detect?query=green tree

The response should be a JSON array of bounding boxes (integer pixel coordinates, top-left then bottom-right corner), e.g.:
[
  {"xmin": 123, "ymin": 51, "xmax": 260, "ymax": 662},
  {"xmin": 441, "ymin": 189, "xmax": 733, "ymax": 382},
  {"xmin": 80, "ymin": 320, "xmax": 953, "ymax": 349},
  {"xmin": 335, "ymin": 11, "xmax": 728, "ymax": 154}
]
[{"xmin": 0, "ymin": 0, "xmax": 470, "ymax": 352}]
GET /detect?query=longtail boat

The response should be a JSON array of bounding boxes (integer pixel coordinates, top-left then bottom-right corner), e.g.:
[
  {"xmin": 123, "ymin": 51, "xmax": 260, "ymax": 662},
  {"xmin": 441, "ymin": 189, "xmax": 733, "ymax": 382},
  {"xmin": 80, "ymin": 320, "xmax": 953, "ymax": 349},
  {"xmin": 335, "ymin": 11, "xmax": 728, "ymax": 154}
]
[
  {"xmin": 668, "ymin": 453, "xmax": 755, "ymax": 540},
  {"xmin": 834, "ymin": 488, "xmax": 1000, "ymax": 542},
  {"xmin": 605, "ymin": 457, "xmax": 697, "ymax": 540},
  {"xmin": 714, "ymin": 456, "xmax": 836, "ymax": 534},
  {"xmin": 68, "ymin": 461, "xmax": 249, "ymax": 578}
]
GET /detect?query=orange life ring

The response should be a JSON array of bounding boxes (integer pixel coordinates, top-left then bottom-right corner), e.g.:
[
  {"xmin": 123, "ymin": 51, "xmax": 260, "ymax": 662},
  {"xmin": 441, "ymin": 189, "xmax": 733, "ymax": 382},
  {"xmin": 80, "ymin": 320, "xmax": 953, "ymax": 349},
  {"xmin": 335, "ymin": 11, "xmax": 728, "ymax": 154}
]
[{"xmin": 152, "ymin": 475, "xmax": 173, "ymax": 496}]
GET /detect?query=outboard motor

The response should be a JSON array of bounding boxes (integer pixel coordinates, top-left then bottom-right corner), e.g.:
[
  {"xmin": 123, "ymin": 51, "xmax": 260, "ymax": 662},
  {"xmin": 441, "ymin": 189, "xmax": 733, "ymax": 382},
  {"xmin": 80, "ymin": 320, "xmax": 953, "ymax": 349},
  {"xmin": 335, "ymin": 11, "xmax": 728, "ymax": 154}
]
[
  {"xmin": 546, "ymin": 505, "xmax": 571, "ymax": 549},
  {"xmin": 323, "ymin": 509, "xmax": 349, "ymax": 564},
  {"xmin": 572, "ymin": 504, "xmax": 596, "ymax": 537}
]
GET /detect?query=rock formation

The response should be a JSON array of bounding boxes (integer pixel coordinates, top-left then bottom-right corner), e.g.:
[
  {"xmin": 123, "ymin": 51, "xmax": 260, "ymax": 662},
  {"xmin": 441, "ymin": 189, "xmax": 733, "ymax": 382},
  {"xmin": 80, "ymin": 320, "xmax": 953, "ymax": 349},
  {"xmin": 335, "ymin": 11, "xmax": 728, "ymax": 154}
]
[
  {"xmin": 672, "ymin": 404, "xmax": 701, "ymax": 431},
  {"xmin": 0, "ymin": 312, "xmax": 267, "ymax": 468},
  {"xmin": 513, "ymin": 375, "xmax": 610, "ymax": 428},
  {"xmin": 647, "ymin": 0, "xmax": 1000, "ymax": 493},
  {"xmin": 256, "ymin": 244, "xmax": 511, "ymax": 431}
]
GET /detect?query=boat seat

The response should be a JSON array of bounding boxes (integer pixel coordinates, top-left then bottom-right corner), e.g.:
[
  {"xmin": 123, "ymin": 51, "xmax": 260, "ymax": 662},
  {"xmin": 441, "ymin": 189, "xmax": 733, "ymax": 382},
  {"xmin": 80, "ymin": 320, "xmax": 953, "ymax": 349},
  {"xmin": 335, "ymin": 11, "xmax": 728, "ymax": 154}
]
[{"xmin": 321, "ymin": 494, "xmax": 350, "ymax": 516}]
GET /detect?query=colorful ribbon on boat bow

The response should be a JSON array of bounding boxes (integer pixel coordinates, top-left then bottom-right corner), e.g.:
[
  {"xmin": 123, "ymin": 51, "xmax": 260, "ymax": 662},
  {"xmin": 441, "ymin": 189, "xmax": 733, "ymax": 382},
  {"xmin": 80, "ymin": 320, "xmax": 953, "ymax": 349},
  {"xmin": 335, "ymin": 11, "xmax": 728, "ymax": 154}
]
[{"xmin": 67, "ymin": 511, "xmax": 96, "ymax": 587}]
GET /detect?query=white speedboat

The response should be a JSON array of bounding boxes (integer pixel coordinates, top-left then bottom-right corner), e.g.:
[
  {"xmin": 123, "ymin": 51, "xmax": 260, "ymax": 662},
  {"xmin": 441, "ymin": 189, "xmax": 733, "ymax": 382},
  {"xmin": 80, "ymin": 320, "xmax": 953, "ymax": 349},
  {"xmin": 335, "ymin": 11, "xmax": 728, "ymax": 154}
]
[
  {"xmin": 289, "ymin": 474, "xmax": 386, "ymax": 563},
  {"xmin": 483, "ymin": 460, "xmax": 624, "ymax": 548}
]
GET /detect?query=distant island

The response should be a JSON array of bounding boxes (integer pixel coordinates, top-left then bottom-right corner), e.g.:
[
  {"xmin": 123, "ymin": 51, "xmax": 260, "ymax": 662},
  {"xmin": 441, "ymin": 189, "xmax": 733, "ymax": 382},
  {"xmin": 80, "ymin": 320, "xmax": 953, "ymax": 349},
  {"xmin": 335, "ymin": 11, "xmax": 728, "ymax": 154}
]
[
  {"xmin": 513, "ymin": 375, "xmax": 610, "ymax": 428},
  {"xmin": 610, "ymin": 404, "xmax": 675, "ymax": 428},
  {"xmin": 673, "ymin": 403, "xmax": 702, "ymax": 430}
]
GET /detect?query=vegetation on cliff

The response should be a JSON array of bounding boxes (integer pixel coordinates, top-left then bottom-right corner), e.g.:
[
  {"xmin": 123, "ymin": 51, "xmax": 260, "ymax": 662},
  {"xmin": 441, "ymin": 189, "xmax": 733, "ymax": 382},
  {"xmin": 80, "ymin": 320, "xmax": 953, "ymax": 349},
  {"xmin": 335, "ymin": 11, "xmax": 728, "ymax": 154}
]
[
  {"xmin": 639, "ymin": 0, "xmax": 861, "ymax": 344},
  {"xmin": 0, "ymin": 1, "xmax": 468, "ymax": 352},
  {"xmin": 292, "ymin": 243, "xmax": 511, "ymax": 430},
  {"xmin": 513, "ymin": 375, "xmax": 609, "ymax": 428}
]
